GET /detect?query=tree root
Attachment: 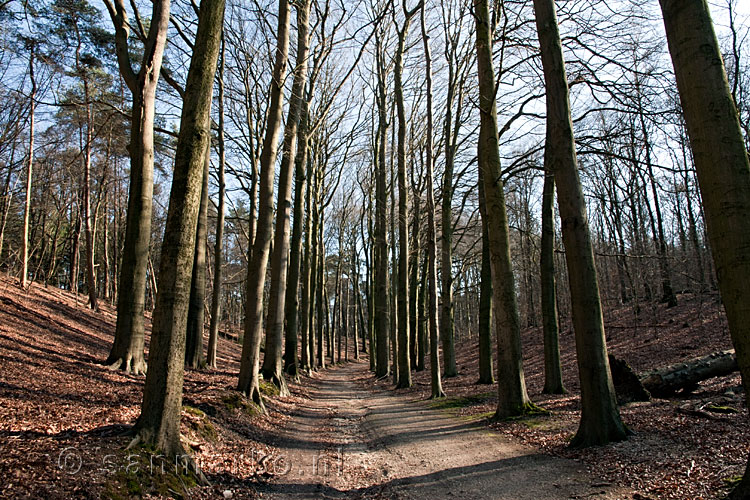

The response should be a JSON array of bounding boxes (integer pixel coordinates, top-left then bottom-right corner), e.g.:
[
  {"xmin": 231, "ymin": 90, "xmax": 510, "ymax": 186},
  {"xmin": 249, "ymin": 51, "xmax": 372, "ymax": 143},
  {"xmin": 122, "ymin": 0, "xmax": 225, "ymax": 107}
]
[
  {"xmin": 127, "ymin": 428, "xmax": 210, "ymax": 487},
  {"xmin": 104, "ymin": 355, "xmax": 147, "ymax": 376}
]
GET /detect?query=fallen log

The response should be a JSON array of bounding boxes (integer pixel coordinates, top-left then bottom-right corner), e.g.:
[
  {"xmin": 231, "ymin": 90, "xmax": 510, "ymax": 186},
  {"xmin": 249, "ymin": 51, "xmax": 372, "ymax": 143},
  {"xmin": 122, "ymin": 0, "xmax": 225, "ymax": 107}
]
[
  {"xmin": 639, "ymin": 349, "xmax": 737, "ymax": 398},
  {"xmin": 610, "ymin": 349, "xmax": 739, "ymax": 402}
]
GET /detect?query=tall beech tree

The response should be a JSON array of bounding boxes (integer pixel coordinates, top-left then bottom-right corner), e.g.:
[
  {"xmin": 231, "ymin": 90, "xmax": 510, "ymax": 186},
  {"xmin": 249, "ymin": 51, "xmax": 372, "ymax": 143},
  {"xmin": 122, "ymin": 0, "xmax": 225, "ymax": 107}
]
[
  {"xmin": 533, "ymin": 0, "xmax": 628, "ymax": 446},
  {"xmin": 237, "ymin": 0, "xmax": 291, "ymax": 408},
  {"xmin": 373, "ymin": 20, "xmax": 391, "ymax": 379},
  {"xmin": 207, "ymin": 34, "xmax": 227, "ymax": 370},
  {"xmin": 297, "ymin": 136, "xmax": 315, "ymax": 374},
  {"xmin": 184, "ymin": 153, "xmax": 210, "ymax": 369},
  {"xmin": 438, "ymin": 0, "xmax": 471, "ymax": 379},
  {"xmin": 477, "ymin": 164, "xmax": 493, "ymax": 385},
  {"xmin": 129, "ymin": 0, "xmax": 224, "ymax": 463},
  {"xmin": 421, "ymin": 3, "xmax": 445, "ymax": 398},
  {"xmin": 540, "ymin": 167, "xmax": 564, "ymax": 394},
  {"xmin": 283, "ymin": 113, "xmax": 308, "ymax": 376},
  {"xmin": 394, "ymin": 0, "xmax": 422, "ymax": 389},
  {"xmin": 261, "ymin": 0, "xmax": 310, "ymax": 395},
  {"xmin": 658, "ymin": 0, "xmax": 750, "ymax": 495},
  {"xmin": 20, "ymin": 42, "xmax": 36, "ymax": 290},
  {"xmin": 474, "ymin": 0, "xmax": 531, "ymax": 418},
  {"xmin": 103, "ymin": 0, "xmax": 171, "ymax": 374}
]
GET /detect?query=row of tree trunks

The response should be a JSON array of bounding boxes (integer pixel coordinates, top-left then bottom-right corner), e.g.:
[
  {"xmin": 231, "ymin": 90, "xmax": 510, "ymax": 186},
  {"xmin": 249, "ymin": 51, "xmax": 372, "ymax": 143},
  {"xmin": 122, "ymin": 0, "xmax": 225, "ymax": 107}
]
[
  {"xmin": 236, "ymin": 0, "xmax": 291, "ymax": 409},
  {"xmin": 260, "ymin": 0, "xmax": 311, "ymax": 397}
]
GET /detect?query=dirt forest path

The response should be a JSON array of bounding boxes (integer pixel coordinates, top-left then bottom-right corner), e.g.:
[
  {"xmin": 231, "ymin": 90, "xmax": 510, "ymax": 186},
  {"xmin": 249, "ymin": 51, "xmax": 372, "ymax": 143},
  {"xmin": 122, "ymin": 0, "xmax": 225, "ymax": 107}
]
[{"xmin": 256, "ymin": 361, "xmax": 633, "ymax": 499}]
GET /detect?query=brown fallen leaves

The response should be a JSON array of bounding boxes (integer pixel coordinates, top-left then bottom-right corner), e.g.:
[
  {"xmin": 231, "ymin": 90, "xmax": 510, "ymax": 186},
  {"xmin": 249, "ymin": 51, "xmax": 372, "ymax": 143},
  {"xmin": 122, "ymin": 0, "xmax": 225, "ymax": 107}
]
[{"xmin": 0, "ymin": 274, "xmax": 294, "ymax": 499}]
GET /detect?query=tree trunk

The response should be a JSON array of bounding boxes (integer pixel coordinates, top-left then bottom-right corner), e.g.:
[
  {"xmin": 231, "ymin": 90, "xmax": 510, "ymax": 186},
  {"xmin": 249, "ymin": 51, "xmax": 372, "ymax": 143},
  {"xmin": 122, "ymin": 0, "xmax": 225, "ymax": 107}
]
[
  {"xmin": 390, "ymin": 150, "xmax": 398, "ymax": 385},
  {"xmin": 335, "ymin": 230, "xmax": 343, "ymax": 364},
  {"xmin": 409, "ymin": 191, "xmax": 420, "ymax": 370},
  {"xmin": 185, "ymin": 151, "xmax": 209, "ymax": 369},
  {"xmin": 284, "ymin": 105, "xmax": 310, "ymax": 376},
  {"xmin": 416, "ymin": 249, "xmax": 427, "ymax": 372},
  {"xmin": 82, "ymin": 77, "xmax": 98, "ymax": 311},
  {"xmin": 374, "ymin": 30, "xmax": 390, "ymax": 379},
  {"xmin": 541, "ymin": 169, "xmax": 565, "ymax": 394},
  {"xmin": 440, "ymin": 45, "xmax": 458, "ymax": 380},
  {"xmin": 533, "ymin": 0, "xmax": 627, "ymax": 446},
  {"xmin": 344, "ymin": 278, "xmax": 349, "ymax": 361},
  {"xmin": 421, "ymin": 7, "xmax": 444, "ymax": 398},
  {"xmin": 104, "ymin": 0, "xmax": 171, "ymax": 374},
  {"xmin": 352, "ymin": 244, "xmax": 362, "ymax": 361},
  {"xmin": 21, "ymin": 46, "xmax": 36, "ymax": 290},
  {"xmin": 324, "ymin": 241, "xmax": 331, "ymax": 363},
  {"xmin": 475, "ymin": 0, "xmax": 530, "ymax": 418},
  {"xmin": 46, "ymin": 217, "xmax": 61, "ymax": 287},
  {"xmin": 658, "ymin": 1, "xmax": 750, "ymax": 495},
  {"xmin": 308, "ymin": 163, "xmax": 320, "ymax": 370},
  {"xmin": 70, "ymin": 208, "xmax": 80, "ymax": 296},
  {"xmin": 365, "ymin": 187, "xmax": 374, "ymax": 364},
  {"xmin": 207, "ymin": 35, "xmax": 226, "ymax": 370},
  {"xmin": 395, "ymin": 5, "xmax": 419, "ymax": 388},
  {"xmin": 636, "ymin": 80, "xmax": 677, "ymax": 307},
  {"xmin": 298, "ymin": 154, "xmax": 314, "ymax": 373},
  {"xmin": 262, "ymin": 0, "xmax": 310, "ymax": 395},
  {"xmin": 477, "ymin": 161, "xmax": 494, "ymax": 385},
  {"xmin": 130, "ymin": 0, "xmax": 223, "ymax": 465},
  {"xmin": 102, "ymin": 187, "xmax": 111, "ymax": 300},
  {"xmin": 316, "ymin": 209, "xmax": 327, "ymax": 369},
  {"xmin": 237, "ymin": 0, "xmax": 291, "ymax": 408}
]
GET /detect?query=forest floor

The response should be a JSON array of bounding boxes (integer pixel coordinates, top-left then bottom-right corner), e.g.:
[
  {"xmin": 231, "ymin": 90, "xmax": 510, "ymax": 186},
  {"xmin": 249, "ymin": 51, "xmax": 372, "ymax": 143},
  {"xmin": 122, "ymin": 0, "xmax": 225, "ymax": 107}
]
[
  {"xmin": 394, "ymin": 292, "xmax": 748, "ymax": 500},
  {"xmin": 0, "ymin": 273, "xmax": 746, "ymax": 499}
]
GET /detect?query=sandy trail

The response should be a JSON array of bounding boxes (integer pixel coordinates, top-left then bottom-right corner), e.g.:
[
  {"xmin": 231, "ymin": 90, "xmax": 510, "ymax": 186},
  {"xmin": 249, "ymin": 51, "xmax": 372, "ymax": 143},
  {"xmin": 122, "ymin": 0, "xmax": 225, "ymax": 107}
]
[{"xmin": 256, "ymin": 361, "xmax": 633, "ymax": 499}]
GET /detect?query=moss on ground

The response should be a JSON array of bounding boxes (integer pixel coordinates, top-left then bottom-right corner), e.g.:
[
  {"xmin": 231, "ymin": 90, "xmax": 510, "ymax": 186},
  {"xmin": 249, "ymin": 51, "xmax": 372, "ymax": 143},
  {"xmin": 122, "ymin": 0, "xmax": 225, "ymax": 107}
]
[
  {"xmin": 220, "ymin": 391, "xmax": 262, "ymax": 416},
  {"xmin": 497, "ymin": 402, "xmax": 551, "ymax": 422},
  {"xmin": 183, "ymin": 405, "xmax": 218, "ymax": 443},
  {"xmin": 101, "ymin": 446, "xmax": 199, "ymax": 500},
  {"xmin": 428, "ymin": 392, "xmax": 493, "ymax": 410},
  {"xmin": 705, "ymin": 404, "xmax": 739, "ymax": 414},
  {"xmin": 182, "ymin": 405, "xmax": 205, "ymax": 418},
  {"xmin": 723, "ymin": 474, "xmax": 743, "ymax": 488},
  {"xmin": 260, "ymin": 380, "xmax": 280, "ymax": 397},
  {"xmin": 458, "ymin": 410, "xmax": 496, "ymax": 422}
]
